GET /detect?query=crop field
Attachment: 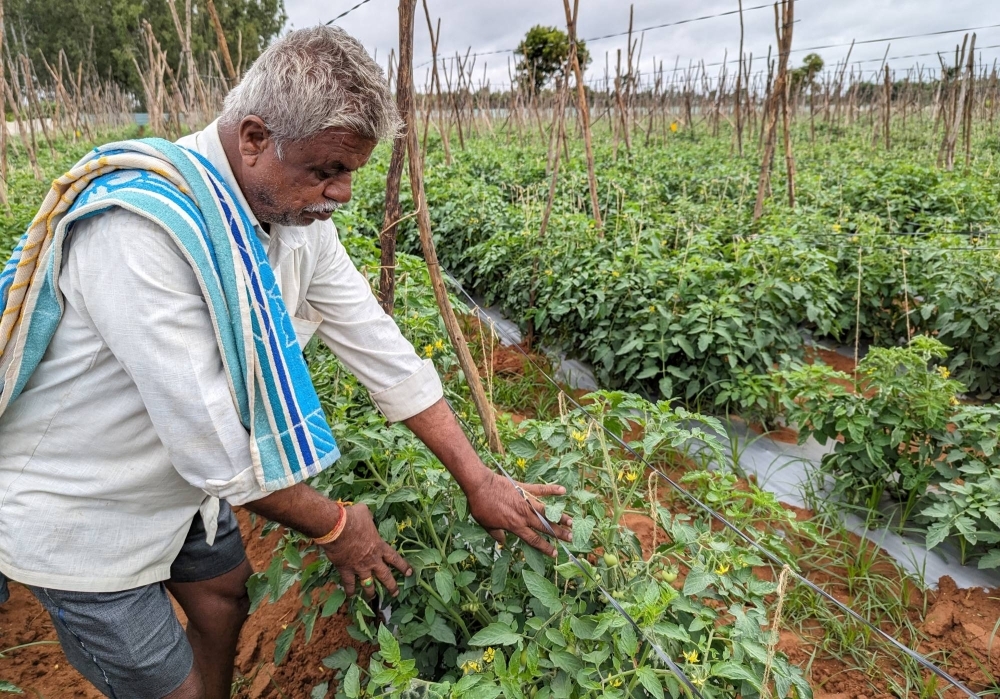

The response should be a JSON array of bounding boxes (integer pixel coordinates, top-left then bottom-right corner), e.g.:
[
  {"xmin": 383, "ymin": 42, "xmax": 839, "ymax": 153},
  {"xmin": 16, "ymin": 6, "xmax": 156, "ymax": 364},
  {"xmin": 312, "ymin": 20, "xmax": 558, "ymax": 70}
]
[{"xmin": 3, "ymin": 3, "xmax": 1000, "ymax": 699}]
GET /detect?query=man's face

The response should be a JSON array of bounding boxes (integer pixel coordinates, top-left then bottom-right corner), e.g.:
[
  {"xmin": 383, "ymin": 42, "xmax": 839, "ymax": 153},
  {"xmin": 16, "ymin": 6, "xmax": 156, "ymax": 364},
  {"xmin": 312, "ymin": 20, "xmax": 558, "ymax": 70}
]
[{"xmin": 237, "ymin": 118, "xmax": 377, "ymax": 227}]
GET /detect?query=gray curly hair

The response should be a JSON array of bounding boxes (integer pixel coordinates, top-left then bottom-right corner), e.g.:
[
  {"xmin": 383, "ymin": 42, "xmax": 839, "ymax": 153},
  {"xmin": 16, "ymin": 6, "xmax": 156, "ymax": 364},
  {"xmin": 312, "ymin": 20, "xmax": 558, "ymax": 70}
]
[{"xmin": 219, "ymin": 26, "xmax": 401, "ymax": 157}]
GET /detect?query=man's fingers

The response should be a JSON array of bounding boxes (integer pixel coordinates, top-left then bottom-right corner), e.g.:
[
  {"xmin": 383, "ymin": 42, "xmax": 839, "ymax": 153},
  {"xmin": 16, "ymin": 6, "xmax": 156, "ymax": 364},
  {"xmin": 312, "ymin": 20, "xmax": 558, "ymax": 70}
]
[
  {"xmin": 520, "ymin": 482, "xmax": 567, "ymax": 498},
  {"xmin": 358, "ymin": 571, "xmax": 377, "ymax": 600},
  {"xmin": 520, "ymin": 495, "xmax": 574, "ymax": 533},
  {"xmin": 382, "ymin": 545, "xmax": 413, "ymax": 577},
  {"xmin": 534, "ymin": 521, "xmax": 573, "ymax": 543},
  {"xmin": 372, "ymin": 561, "xmax": 399, "ymax": 598},
  {"xmin": 488, "ymin": 528, "xmax": 505, "ymax": 546},
  {"xmin": 339, "ymin": 568, "xmax": 357, "ymax": 597},
  {"xmin": 515, "ymin": 526, "xmax": 556, "ymax": 558}
]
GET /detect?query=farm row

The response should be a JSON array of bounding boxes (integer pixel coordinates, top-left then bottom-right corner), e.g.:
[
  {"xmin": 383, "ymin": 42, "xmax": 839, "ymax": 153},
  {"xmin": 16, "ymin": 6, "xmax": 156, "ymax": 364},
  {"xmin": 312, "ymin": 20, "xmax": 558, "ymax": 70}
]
[{"xmin": 345, "ymin": 123, "xmax": 1000, "ymax": 571}]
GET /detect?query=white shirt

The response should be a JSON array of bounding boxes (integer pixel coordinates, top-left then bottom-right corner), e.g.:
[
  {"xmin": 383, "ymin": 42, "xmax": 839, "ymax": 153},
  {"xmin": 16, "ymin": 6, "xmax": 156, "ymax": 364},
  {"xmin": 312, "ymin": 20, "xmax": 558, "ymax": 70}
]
[{"xmin": 0, "ymin": 121, "xmax": 442, "ymax": 592}]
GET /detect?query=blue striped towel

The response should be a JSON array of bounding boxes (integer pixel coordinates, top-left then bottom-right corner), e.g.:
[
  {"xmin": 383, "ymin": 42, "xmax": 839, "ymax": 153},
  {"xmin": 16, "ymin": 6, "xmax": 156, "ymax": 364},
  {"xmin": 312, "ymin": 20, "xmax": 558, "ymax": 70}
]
[{"xmin": 0, "ymin": 138, "xmax": 339, "ymax": 491}]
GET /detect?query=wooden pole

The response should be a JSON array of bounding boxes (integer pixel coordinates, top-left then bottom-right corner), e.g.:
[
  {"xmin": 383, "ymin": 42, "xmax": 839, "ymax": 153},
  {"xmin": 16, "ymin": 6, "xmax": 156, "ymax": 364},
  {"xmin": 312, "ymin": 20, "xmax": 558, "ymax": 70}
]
[
  {"xmin": 397, "ymin": 0, "xmax": 504, "ymax": 454},
  {"xmin": 734, "ymin": 0, "xmax": 745, "ymax": 156},
  {"xmin": 206, "ymin": 0, "xmax": 238, "ymax": 84},
  {"xmin": 561, "ymin": 0, "xmax": 602, "ymax": 231},
  {"xmin": 0, "ymin": 0, "xmax": 7, "ymax": 208},
  {"xmin": 379, "ymin": 2, "xmax": 414, "ymax": 315}
]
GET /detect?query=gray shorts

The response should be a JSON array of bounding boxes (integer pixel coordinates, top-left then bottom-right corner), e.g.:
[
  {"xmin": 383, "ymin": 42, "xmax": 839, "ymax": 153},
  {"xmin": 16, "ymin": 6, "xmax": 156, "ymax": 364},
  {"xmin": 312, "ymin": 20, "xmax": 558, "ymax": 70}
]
[{"xmin": 25, "ymin": 501, "xmax": 247, "ymax": 699}]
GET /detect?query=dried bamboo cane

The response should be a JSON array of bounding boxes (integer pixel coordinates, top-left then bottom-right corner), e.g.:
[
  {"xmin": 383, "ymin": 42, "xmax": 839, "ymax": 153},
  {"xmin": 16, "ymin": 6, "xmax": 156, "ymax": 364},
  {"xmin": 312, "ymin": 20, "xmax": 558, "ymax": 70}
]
[
  {"xmin": 561, "ymin": 0, "xmax": 602, "ymax": 231},
  {"xmin": 397, "ymin": 0, "xmax": 503, "ymax": 453}
]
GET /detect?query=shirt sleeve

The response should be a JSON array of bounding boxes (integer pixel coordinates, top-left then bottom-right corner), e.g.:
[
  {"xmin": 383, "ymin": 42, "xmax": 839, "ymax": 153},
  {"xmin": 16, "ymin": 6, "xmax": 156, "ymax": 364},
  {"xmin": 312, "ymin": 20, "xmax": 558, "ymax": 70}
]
[
  {"xmin": 68, "ymin": 208, "xmax": 266, "ymax": 506},
  {"xmin": 306, "ymin": 225, "xmax": 443, "ymax": 422}
]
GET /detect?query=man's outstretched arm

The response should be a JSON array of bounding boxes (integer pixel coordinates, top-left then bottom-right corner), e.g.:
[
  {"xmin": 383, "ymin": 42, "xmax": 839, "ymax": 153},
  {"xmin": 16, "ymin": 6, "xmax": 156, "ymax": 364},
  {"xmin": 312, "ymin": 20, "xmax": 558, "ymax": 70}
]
[{"xmin": 404, "ymin": 398, "xmax": 573, "ymax": 557}]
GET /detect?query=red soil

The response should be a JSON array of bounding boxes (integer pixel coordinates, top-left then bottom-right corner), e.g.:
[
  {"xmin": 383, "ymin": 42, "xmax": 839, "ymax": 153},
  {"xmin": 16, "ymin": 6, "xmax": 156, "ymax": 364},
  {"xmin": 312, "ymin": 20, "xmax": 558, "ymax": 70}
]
[{"xmin": 620, "ymin": 483, "xmax": 1000, "ymax": 699}]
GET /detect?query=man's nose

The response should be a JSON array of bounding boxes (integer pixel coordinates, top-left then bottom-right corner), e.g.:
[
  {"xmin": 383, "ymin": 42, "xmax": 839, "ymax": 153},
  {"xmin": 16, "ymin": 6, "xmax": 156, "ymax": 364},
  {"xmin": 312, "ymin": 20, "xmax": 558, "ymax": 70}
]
[{"xmin": 324, "ymin": 174, "xmax": 352, "ymax": 203}]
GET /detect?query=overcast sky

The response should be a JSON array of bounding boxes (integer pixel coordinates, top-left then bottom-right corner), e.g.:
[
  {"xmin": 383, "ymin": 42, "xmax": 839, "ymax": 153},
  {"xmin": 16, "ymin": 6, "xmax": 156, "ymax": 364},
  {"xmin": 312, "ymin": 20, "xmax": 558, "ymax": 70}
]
[{"xmin": 283, "ymin": 0, "xmax": 1000, "ymax": 88}]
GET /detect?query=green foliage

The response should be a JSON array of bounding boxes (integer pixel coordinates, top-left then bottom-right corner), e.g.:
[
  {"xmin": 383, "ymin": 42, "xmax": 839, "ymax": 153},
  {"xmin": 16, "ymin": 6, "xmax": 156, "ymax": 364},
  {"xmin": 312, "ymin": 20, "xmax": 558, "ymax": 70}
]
[
  {"xmin": 919, "ymin": 405, "xmax": 1000, "ymax": 567},
  {"xmin": 781, "ymin": 336, "xmax": 1000, "ymax": 567},
  {"xmin": 4, "ymin": 0, "xmax": 285, "ymax": 100},
  {"xmin": 250, "ymin": 233, "xmax": 811, "ymax": 698},
  {"xmin": 780, "ymin": 336, "xmax": 960, "ymax": 522},
  {"xmin": 514, "ymin": 25, "xmax": 590, "ymax": 92},
  {"xmin": 347, "ymin": 118, "xmax": 1000, "ymax": 411}
]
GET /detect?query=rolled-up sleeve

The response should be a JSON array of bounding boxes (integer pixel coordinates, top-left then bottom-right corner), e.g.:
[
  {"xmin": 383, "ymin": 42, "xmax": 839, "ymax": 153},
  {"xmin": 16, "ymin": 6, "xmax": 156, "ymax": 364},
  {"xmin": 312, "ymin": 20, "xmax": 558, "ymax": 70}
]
[
  {"xmin": 72, "ymin": 209, "xmax": 265, "ymax": 505},
  {"xmin": 306, "ymin": 226, "xmax": 443, "ymax": 422}
]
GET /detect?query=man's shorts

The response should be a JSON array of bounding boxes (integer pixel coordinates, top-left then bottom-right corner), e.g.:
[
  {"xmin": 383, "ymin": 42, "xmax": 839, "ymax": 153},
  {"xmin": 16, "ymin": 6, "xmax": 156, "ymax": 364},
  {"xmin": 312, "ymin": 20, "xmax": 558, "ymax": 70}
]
[{"xmin": 26, "ymin": 501, "xmax": 247, "ymax": 699}]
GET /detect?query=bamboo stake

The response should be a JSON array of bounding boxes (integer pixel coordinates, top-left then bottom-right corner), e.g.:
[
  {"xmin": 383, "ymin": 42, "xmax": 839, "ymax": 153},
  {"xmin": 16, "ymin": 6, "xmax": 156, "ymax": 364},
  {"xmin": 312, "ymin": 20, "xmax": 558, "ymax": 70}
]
[
  {"xmin": 0, "ymin": 0, "xmax": 7, "ymax": 208},
  {"xmin": 206, "ymin": 0, "xmax": 238, "ymax": 84},
  {"xmin": 561, "ymin": 0, "xmax": 602, "ymax": 231},
  {"xmin": 380, "ymin": 2, "xmax": 415, "ymax": 315},
  {"xmin": 398, "ymin": 0, "xmax": 504, "ymax": 454}
]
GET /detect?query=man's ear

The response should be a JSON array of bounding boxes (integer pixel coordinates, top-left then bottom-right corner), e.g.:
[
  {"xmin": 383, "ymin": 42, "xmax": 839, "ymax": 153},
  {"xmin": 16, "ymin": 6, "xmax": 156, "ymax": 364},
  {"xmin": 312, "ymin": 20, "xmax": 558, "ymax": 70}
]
[{"xmin": 238, "ymin": 116, "xmax": 272, "ymax": 166}]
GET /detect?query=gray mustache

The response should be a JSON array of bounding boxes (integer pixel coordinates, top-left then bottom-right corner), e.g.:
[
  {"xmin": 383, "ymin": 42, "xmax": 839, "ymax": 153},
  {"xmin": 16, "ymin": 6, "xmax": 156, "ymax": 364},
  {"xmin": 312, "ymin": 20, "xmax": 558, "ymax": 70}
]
[{"xmin": 302, "ymin": 201, "xmax": 341, "ymax": 214}]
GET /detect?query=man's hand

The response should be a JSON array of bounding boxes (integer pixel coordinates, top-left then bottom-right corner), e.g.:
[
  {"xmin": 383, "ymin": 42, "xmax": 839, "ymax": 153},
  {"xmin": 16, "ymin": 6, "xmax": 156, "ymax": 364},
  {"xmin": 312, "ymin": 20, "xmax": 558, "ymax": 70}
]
[
  {"xmin": 320, "ymin": 503, "xmax": 413, "ymax": 599},
  {"xmin": 465, "ymin": 471, "xmax": 573, "ymax": 557},
  {"xmin": 243, "ymin": 484, "xmax": 411, "ymax": 600}
]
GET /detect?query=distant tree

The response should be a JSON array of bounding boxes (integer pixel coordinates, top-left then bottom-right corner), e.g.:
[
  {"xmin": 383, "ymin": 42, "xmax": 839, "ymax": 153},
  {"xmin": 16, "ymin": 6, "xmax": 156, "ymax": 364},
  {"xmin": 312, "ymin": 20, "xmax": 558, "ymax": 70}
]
[
  {"xmin": 4, "ymin": 0, "xmax": 285, "ymax": 98},
  {"xmin": 514, "ymin": 25, "xmax": 590, "ymax": 93},
  {"xmin": 790, "ymin": 53, "xmax": 824, "ymax": 91}
]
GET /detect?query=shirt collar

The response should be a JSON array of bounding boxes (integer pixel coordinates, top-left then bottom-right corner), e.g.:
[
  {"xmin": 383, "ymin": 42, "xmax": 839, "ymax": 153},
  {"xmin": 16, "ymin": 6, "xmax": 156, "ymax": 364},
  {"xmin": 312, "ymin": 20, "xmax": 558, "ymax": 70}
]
[{"xmin": 192, "ymin": 120, "xmax": 308, "ymax": 253}]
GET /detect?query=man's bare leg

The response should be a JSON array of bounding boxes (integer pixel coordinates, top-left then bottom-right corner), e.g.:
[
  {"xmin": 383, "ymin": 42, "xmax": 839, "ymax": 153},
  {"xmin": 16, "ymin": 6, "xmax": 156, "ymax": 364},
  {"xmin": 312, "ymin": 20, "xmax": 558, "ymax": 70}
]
[
  {"xmin": 167, "ymin": 560, "xmax": 253, "ymax": 699},
  {"xmin": 163, "ymin": 667, "xmax": 205, "ymax": 699}
]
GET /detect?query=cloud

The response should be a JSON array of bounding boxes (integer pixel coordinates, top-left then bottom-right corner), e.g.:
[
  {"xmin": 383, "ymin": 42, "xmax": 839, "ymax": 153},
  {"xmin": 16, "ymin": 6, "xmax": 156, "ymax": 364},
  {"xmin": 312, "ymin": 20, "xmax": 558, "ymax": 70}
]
[{"xmin": 285, "ymin": 0, "xmax": 1000, "ymax": 87}]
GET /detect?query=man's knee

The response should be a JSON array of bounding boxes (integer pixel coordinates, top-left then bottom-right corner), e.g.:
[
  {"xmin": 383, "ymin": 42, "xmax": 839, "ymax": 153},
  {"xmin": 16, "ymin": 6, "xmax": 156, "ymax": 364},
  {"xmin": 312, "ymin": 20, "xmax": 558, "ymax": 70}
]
[
  {"xmin": 172, "ymin": 559, "xmax": 253, "ymax": 634},
  {"xmin": 163, "ymin": 666, "xmax": 205, "ymax": 699}
]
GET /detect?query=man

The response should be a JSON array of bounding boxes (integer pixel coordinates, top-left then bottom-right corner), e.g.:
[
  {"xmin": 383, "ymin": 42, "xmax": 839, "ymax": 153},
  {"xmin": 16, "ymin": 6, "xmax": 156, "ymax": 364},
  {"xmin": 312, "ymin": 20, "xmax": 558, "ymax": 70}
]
[{"xmin": 0, "ymin": 26, "xmax": 571, "ymax": 699}]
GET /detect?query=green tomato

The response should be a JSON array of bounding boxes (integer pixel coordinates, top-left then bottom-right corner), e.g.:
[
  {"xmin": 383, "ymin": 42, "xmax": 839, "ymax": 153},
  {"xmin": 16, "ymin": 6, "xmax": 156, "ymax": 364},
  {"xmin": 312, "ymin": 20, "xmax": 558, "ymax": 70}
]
[
  {"xmin": 659, "ymin": 570, "xmax": 678, "ymax": 583},
  {"xmin": 603, "ymin": 553, "xmax": 619, "ymax": 567}
]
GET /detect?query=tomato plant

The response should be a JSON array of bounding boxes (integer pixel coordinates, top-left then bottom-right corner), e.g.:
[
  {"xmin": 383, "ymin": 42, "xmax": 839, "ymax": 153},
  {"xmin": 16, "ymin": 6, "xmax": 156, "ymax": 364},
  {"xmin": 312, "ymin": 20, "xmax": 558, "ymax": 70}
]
[{"xmin": 250, "ymin": 236, "xmax": 813, "ymax": 699}]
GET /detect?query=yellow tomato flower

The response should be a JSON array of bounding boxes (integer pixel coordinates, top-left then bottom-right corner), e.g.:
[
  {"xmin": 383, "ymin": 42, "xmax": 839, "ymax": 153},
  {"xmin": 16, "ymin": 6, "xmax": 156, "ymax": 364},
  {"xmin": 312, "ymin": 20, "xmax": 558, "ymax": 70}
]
[
  {"xmin": 397, "ymin": 518, "xmax": 412, "ymax": 532},
  {"xmin": 625, "ymin": 471, "xmax": 639, "ymax": 483},
  {"xmin": 516, "ymin": 457, "xmax": 527, "ymax": 470},
  {"xmin": 832, "ymin": 223, "xmax": 842, "ymax": 233},
  {"xmin": 937, "ymin": 366, "xmax": 951, "ymax": 379},
  {"xmin": 460, "ymin": 660, "xmax": 481, "ymax": 674},
  {"xmin": 715, "ymin": 563, "xmax": 730, "ymax": 575},
  {"xmin": 648, "ymin": 305, "xmax": 656, "ymax": 313},
  {"xmin": 683, "ymin": 650, "xmax": 699, "ymax": 664},
  {"xmin": 609, "ymin": 677, "xmax": 623, "ymax": 687},
  {"xmin": 424, "ymin": 344, "xmax": 434, "ymax": 358},
  {"xmin": 571, "ymin": 430, "xmax": 587, "ymax": 444},
  {"xmin": 482, "ymin": 647, "xmax": 496, "ymax": 663},
  {"xmin": 611, "ymin": 270, "xmax": 620, "ymax": 277},
  {"xmin": 435, "ymin": 338, "xmax": 446, "ymax": 351},
  {"xmin": 950, "ymin": 396, "xmax": 960, "ymax": 406},
  {"xmin": 692, "ymin": 676, "xmax": 706, "ymax": 687},
  {"xmin": 670, "ymin": 121, "xmax": 679, "ymax": 133}
]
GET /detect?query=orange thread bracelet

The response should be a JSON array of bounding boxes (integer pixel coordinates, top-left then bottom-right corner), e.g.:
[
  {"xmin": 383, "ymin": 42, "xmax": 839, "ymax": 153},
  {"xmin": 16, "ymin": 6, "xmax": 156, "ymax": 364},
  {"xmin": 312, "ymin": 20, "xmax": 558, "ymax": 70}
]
[{"xmin": 314, "ymin": 500, "xmax": 350, "ymax": 545}]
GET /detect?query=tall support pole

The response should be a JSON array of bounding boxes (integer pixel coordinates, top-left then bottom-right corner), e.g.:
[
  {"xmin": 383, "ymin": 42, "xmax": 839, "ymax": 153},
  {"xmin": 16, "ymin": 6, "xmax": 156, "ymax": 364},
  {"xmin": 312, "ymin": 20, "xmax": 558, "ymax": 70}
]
[
  {"xmin": 561, "ymin": 0, "xmax": 602, "ymax": 232},
  {"xmin": 380, "ymin": 1, "xmax": 414, "ymax": 315},
  {"xmin": 206, "ymin": 0, "xmax": 238, "ymax": 84},
  {"xmin": 0, "ymin": 0, "xmax": 7, "ymax": 208},
  {"xmin": 396, "ymin": 0, "xmax": 504, "ymax": 454}
]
